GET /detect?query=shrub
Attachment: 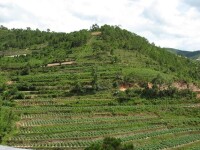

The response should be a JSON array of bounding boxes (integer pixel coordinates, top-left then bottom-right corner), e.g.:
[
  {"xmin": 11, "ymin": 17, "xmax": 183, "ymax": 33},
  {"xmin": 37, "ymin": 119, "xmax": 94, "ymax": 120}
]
[{"xmin": 85, "ymin": 137, "xmax": 134, "ymax": 150}]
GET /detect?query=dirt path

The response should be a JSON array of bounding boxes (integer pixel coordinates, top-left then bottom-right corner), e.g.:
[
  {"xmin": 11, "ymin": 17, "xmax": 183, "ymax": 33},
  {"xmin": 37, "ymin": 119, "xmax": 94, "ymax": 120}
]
[
  {"xmin": 91, "ymin": 32, "xmax": 101, "ymax": 36},
  {"xmin": 47, "ymin": 61, "xmax": 75, "ymax": 67}
]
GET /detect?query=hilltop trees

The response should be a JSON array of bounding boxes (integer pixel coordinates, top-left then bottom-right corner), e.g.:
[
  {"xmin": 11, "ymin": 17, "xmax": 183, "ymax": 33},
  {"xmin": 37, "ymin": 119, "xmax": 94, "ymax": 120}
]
[
  {"xmin": 90, "ymin": 24, "xmax": 100, "ymax": 31},
  {"xmin": 98, "ymin": 25, "xmax": 200, "ymax": 80},
  {"xmin": 0, "ymin": 24, "xmax": 199, "ymax": 82},
  {"xmin": 0, "ymin": 27, "xmax": 91, "ymax": 51}
]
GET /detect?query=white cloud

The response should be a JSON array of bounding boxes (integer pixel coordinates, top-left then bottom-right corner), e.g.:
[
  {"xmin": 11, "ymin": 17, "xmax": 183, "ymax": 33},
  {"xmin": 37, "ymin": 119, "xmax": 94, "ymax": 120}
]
[{"xmin": 0, "ymin": 0, "xmax": 200, "ymax": 50}]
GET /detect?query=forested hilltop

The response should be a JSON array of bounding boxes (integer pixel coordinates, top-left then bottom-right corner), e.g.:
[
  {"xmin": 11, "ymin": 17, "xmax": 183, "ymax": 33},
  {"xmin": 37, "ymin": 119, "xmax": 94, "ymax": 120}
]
[
  {"xmin": 0, "ymin": 24, "xmax": 200, "ymax": 150},
  {"xmin": 0, "ymin": 24, "xmax": 199, "ymax": 80}
]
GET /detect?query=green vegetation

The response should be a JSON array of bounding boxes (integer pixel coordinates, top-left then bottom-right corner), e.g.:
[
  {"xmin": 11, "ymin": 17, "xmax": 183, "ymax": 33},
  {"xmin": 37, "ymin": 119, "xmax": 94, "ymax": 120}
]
[
  {"xmin": 166, "ymin": 48, "xmax": 200, "ymax": 60},
  {"xmin": 0, "ymin": 24, "xmax": 199, "ymax": 149},
  {"xmin": 85, "ymin": 137, "xmax": 134, "ymax": 150}
]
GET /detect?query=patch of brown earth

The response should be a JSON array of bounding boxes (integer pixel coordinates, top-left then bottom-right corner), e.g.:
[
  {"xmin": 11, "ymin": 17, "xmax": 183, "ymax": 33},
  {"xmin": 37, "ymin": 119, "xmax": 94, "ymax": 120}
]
[
  {"xmin": 119, "ymin": 83, "xmax": 140, "ymax": 91},
  {"xmin": 6, "ymin": 81, "xmax": 13, "ymax": 85},
  {"xmin": 47, "ymin": 63, "xmax": 60, "ymax": 67},
  {"xmin": 119, "ymin": 81, "xmax": 200, "ymax": 98},
  {"xmin": 91, "ymin": 32, "xmax": 102, "ymax": 36},
  {"xmin": 147, "ymin": 82, "xmax": 153, "ymax": 89},
  {"xmin": 61, "ymin": 61, "xmax": 75, "ymax": 65},
  {"xmin": 47, "ymin": 61, "xmax": 75, "ymax": 67},
  {"xmin": 172, "ymin": 82, "xmax": 200, "ymax": 91},
  {"xmin": 172, "ymin": 82, "xmax": 200, "ymax": 98},
  {"xmin": 172, "ymin": 81, "xmax": 188, "ymax": 90},
  {"xmin": 119, "ymin": 86, "xmax": 127, "ymax": 91}
]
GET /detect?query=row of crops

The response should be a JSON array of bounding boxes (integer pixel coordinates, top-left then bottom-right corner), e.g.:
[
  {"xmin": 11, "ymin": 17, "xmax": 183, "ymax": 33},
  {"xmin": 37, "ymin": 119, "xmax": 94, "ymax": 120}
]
[
  {"xmin": 14, "ymin": 104, "xmax": 187, "ymax": 112},
  {"xmin": 11, "ymin": 127, "xmax": 200, "ymax": 143},
  {"xmin": 11, "ymin": 130, "xmax": 200, "ymax": 149},
  {"xmin": 8, "ymin": 63, "xmax": 200, "ymax": 149}
]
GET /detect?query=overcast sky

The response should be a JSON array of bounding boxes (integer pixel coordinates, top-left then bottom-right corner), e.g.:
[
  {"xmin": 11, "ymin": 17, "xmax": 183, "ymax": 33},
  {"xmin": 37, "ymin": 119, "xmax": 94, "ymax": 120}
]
[{"xmin": 0, "ymin": 0, "xmax": 200, "ymax": 51}]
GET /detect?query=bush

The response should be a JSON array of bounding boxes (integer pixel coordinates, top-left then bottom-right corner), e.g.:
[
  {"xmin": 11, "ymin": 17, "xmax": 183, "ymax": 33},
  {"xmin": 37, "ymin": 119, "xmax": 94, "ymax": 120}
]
[
  {"xmin": 115, "ymin": 89, "xmax": 141, "ymax": 103},
  {"xmin": 20, "ymin": 67, "xmax": 30, "ymax": 75},
  {"xmin": 85, "ymin": 137, "xmax": 134, "ymax": 150},
  {"xmin": 17, "ymin": 82, "xmax": 36, "ymax": 91},
  {"xmin": 141, "ymin": 86, "xmax": 196, "ymax": 99},
  {"xmin": 0, "ymin": 106, "xmax": 15, "ymax": 143},
  {"xmin": 14, "ymin": 92, "xmax": 25, "ymax": 99}
]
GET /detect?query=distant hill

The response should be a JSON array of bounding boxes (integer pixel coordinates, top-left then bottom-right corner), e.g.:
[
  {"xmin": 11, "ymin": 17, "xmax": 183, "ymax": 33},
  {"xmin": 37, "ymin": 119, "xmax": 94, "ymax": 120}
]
[{"xmin": 165, "ymin": 48, "xmax": 200, "ymax": 60}]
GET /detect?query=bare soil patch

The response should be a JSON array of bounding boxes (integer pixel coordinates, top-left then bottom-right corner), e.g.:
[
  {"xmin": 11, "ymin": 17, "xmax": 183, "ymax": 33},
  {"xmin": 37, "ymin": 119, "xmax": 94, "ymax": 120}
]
[
  {"xmin": 47, "ymin": 61, "xmax": 75, "ymax": 67},
  {"xmin": 91, "ymin": 32, "xmax": 102, "ymax": 36},
  {"xmin": 6, "ymin": 81, "xmax": 14, "ymax": 85},
  {"xmin": 172, "ymin": 82, "xmax": 200, "ymax": 91}
]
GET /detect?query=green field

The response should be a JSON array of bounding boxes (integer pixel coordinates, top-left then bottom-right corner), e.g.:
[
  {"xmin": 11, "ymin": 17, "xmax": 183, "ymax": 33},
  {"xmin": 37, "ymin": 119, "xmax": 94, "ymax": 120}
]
[
  {"xmin": 2, "ymin": 63, "xmax": 199, "ymax": 150},
  {"xmin": 0, "ymin": 25, "xmax": 200, "ymax": 149}
]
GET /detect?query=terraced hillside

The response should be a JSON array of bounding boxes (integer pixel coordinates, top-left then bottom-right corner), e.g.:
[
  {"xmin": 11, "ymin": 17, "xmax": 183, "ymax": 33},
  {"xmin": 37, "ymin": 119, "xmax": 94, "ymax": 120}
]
[
  {"xmin": 2, "ymin": 63, "xmax": 198, "ymax": 150},
  {"xmin": 0, "ymin": 25, "xmax": 200, "ymax": 149}
]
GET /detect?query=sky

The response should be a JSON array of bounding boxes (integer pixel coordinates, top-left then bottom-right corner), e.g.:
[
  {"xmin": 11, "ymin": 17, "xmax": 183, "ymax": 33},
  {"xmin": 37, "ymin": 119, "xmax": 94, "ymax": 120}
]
[{"xmin": 0, "ymin": 0, "xmax": 200, "ymax": 51}]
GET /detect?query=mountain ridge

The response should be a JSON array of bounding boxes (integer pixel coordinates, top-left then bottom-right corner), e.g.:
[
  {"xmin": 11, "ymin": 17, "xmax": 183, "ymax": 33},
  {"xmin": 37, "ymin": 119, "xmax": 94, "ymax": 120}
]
[{"xmin": 165, "ymin": 48, "xmax": 200, "ymax": 60}]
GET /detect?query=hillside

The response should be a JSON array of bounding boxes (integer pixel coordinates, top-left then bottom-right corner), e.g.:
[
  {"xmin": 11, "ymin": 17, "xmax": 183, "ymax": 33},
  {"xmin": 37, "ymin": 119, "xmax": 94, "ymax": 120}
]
[
  {"xmin": 165, "ymin": 48, "xmax": 200, "ymax": 60},
  {"xmin": 0, "ymin": 25, "xmax": 199, "ymax": 81},
  {"xmin": 0, "ymin": 25, "xmax": 200, "ymax": 150}
]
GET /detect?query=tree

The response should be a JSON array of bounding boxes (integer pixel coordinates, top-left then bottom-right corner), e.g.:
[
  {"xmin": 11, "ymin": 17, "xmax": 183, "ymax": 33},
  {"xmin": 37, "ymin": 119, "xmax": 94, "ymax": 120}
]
[
  {"xmin": 47, "ymin": 28, "xmax": 50, "ymax": 32},
  {"xmin": 54, "ymin": 50, "xmax": 67, "ymax": 65},
  {"xmin": 91, "ymin": 67, "xmax": 99, "ymax": 91},
  {"xmin": 85, "ymin": 137, "xmax": 134, "ymax": 150},
  {"xmin": 0, "ymin": 106, "xmax": 14, "ymax": 143},
  {"xmin": 90, "ymin": 24, "xmax": 100, "ymax": 31},
  {"xmin": 102, "ymin": 137, "xmax": 121, "ymax": 150},
  {"xmin": 70, "ymin": 74, "xmax": 85, "ymax": 94},
  {"xmin": 26, "ymin": 27, "xmax": 31, "ymax": 30},
  {"xmin": 151, "ymin": 74, "xmax": 165, "ymax": 90},
  {"xmin": 20, "ymin": 65, "xmax": 30, "ymax": 75}
]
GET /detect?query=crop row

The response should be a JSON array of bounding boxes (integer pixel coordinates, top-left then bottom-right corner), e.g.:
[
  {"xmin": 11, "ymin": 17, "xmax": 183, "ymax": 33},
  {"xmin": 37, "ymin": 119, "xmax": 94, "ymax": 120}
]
[
  {"xmin": 20, "ymin": 111, "xmax": 135, "ymax": 120},
  {"xmin": 11, "ymin": 125, "xmax": 164, "ymax": 141},
  {"xmin": 17, "ymin": 101, "xmax": 59, "ymax": 106},
  {"xmin": 12, "ymin": 128, "xmax": 200, "ymax": 149},
  {"xmin": 136, "ymin": 134, "xmax": 200, "ymax": 150},
  {"xmin": 19, "ymin": 116, "xmax": 200, "ymax": 134},
  {"xmin": 188, "ymin": 145, "xmax": 200, "ymax": 150},
  {"xmin": 17, "ymin": 99, "xmax": 115, "ymax": 107},
  {"xmin": 20, "ymin": 112, "xmax": 93, "ymax": 119},
  {"xmin": 18, "ymin": 71, "xmax": 116, "ymax": 83},
  {"xmin": 12, "ymin": 139, "xmax": 99, "ymax": 149},
  {"xmin": 14, "ymin": 105, "xmax": 180, "ymax": 112},
  {"xmin": 120, "ymin": 127, "xmax": 200, "ymax": 142},
  {"xmin": 18, "ymin": 120, "xmax": 158, "ymax": 134},
  {"xmin": 20, "ymin": 115, "xmax": 156, "ymax": 127}
]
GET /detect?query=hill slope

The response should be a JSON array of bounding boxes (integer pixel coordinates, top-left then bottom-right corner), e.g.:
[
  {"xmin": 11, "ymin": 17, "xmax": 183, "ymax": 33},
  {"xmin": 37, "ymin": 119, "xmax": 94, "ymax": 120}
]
[
  {"xmin": 0, "ymin": 25, "xmax": 200, "ymax": 150},
  {"xmin": 0, "ymin": 25, "xmax": 199, "ymax": 81}
]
